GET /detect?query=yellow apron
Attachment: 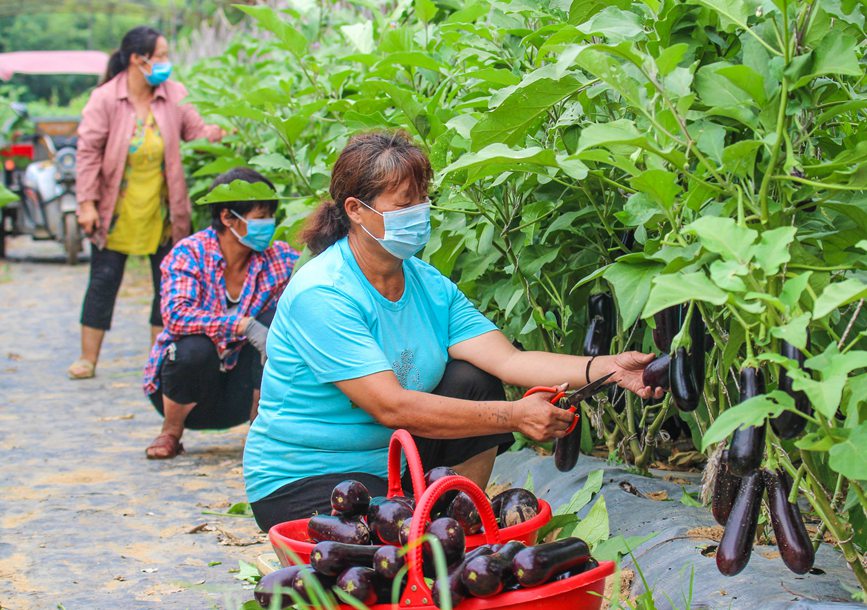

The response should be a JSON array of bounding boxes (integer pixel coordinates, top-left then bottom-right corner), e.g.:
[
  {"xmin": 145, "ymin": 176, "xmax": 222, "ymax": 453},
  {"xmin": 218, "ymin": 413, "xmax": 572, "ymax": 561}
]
[{"xmin": 106, "ymin": 112, "xmax": 169, "ymax": 255}]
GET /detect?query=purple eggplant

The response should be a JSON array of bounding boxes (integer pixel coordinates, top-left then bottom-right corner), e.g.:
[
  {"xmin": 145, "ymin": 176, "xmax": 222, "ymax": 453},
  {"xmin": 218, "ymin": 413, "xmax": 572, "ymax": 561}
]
[
  {"xmin": 310, "ymin": 541, "xmax": 380, "ymax": 577},
  {"xmin": 712, "ymin": 450, "xmax": 742, "ymax": 526},
  {"xmin": 670, "ymin": 347, "xmax": 700, "ymax": 411},
  {"xmin": 461, "ymin": 541, "xmax": 526, "ymax": 597},
  {"xmin": 764, "ymin": 468, "xmax": 814, "ymax": 574},
  {"xmin": 728, "ymin": 367, "xmax": 766, "ymax": 476},
  {"xmin": 254, "ymin": 565, "xmax": 303, "ymax": 609},
  {"xmin": 308, "ymin": 514, "xmax": 370, "ymax": 545},
  {"xmin": 642, "ymin": 353, "xmax": 671, "ymax": 390},
  {"xmin": 717, "ymin": 470, "xmax": 764, "ymax": 576},
  {"xmin": 335, "ymin": 566, "xmax": 377, "ymax": 605},
  {"xmin": 770, "ymin": 338, "xmax": 811, "ymax": 439},
  {"xmin": 652, "ymin": 305, "xmax": 681, "ymax": 353},
  {"xmin": 330, "ymin": 480, "xmax": 371, "ymax": 517},
  {"xmin": 512, "ymin": 537, "xmax": 592, "ymax": 587}
]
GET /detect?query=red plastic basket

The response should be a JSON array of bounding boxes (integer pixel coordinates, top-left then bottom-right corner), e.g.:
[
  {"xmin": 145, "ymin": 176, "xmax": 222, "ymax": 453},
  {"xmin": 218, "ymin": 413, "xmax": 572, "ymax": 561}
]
[
  {"xmin": 359, "ymin": 475, "xmax": 612, "ymax": 609},
  {"xmin": 269, "ymin": 429, "xmax": 552, "ymax": 567}
]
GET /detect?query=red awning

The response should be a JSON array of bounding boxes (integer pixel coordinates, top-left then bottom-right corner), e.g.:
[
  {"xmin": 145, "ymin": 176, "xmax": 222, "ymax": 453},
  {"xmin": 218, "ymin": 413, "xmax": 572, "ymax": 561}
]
[{"xmin": 0, "ymin": 50, "xmax": 109, "ymax": 81}]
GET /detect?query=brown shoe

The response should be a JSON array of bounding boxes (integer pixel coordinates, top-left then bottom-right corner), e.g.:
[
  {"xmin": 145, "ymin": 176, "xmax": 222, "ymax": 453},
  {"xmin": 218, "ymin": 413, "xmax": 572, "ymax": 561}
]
[{"xmin": 145, "ymin": 433, "xmax": 184, "ymax": 459}]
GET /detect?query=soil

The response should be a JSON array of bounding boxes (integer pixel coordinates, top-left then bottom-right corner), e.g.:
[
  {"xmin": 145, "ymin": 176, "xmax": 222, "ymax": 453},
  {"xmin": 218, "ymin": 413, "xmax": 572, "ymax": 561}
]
[{"xmin": 0, "ymin": 239, "xmax": 267, "ymax": 609}]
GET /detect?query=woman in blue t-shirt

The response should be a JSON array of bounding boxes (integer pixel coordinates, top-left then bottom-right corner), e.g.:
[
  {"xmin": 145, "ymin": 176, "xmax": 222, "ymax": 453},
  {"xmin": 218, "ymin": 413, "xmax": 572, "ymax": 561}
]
[{"xmin": 243, "ymin": 130, "xmax": 664, "ymax": 530}]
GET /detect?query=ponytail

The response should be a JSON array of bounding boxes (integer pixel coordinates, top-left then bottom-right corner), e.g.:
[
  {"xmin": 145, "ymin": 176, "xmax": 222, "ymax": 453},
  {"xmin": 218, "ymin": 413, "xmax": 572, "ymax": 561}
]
[
  {"xmin": 300, "ymin": 200, "xmax": 350, "ymax": 255},
  {"xmin": 100, "ymin": 25, "xmax": 162, "ymax": 85}
]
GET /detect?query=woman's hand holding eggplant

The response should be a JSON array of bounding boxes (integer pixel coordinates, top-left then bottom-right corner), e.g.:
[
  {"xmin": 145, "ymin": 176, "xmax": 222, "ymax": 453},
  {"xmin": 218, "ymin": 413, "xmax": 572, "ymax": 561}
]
[{"xmin": 599, "ymin": 352, "xmax": 666, "ymax": 400}]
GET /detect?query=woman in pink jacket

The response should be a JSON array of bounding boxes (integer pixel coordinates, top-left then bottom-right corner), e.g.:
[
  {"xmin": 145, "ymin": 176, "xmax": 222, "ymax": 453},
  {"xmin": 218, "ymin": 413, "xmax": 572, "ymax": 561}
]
[{"xmin": 69, "ymin": 26, "xmax": 223, "ymax": 379}]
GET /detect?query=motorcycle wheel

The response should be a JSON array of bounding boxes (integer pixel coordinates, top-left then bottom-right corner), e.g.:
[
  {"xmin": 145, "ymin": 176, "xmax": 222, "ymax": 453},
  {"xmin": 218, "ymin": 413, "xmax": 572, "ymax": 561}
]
[{"xmin": 63, "ymin": 211, "xmax": 81, "ymax": 265}]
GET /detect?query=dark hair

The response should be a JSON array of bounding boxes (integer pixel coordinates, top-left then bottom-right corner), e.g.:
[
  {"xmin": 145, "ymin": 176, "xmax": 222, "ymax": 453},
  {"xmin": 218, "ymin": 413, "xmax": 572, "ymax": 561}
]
[
  {"xmin": 103, "ymin": 26, "xmax": 163, "ymax": 84},
  {"xmin": 300, "ymin": 130, "xmax": 433, "ymax": 255},
  {"xmin": 208, "ymin": 167, "xmax": 279, "ymax": 233}
]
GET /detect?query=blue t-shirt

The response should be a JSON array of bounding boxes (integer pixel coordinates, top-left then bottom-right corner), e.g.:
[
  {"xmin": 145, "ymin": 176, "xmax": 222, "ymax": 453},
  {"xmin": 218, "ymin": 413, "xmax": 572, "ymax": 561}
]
[{"xmin": 243, "ymin": 237, "xmax": 497, "ymax": 503}]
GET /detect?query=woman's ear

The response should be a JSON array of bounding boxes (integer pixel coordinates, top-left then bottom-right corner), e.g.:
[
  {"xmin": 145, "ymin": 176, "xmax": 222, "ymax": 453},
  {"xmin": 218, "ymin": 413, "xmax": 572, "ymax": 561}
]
[
  {"xmin": 344, "ymin": 197, "xmax": 363, "ymax": 225},
  {"xmin": 220, "ymin": 208, "xmax": 236, "ymax": 231}
]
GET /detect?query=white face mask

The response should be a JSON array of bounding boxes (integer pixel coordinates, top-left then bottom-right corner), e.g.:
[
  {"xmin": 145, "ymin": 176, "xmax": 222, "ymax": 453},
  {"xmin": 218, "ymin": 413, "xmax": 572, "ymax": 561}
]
[{"xmin": 357, "ymin": 198, "xmax": 432, "ymax": 260}]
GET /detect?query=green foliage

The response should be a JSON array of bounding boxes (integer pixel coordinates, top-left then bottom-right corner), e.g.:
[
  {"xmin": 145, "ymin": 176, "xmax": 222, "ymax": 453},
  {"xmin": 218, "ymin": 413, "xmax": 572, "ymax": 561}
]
[{"xmin": 185, "ymin": 0, "xmax": 867, "ymax": 593}]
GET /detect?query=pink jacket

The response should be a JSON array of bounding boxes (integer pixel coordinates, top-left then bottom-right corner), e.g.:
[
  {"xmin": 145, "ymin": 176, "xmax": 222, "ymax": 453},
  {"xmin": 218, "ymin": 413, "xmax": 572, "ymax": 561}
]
[{"xmin": 76, "ymin": 71, "xmax": 222, "ymax": 248}]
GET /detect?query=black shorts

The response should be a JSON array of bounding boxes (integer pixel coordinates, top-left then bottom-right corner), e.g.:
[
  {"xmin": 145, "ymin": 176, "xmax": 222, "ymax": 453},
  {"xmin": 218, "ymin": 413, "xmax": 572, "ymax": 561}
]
[{"xmin": 249, "ymin": 360, "xmax": 514, "ymax": 532}]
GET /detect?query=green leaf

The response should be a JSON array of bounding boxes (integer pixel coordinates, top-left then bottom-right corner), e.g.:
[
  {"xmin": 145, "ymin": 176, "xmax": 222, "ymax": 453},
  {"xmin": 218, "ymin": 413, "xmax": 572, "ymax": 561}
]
[
  {"xmin": 235, "ymin": 559, "xmax": 261, "ymax": 583},
  {"xmin": 236, "ymin": 5, "xmax": 307, "ymax": 56},
  {"xmin": 643, "ymin": 272, "xmax": 729, "ymax": 318},
  {"xmin": 655, "ymin": 43, "xmax": 689, "ymax": 76},
  {"xmin": 689, "ymin": 121, "xmax": 726, "ymax": 165},
  {"xmin": 629, "ymin": 169, "xmax": 681, "ymax": 211},
  {"xmin": 701, "ymin": 394, "xmax": 786, "ymax": 450},
  {"xmin": 770, "ymin": 313, "xmax": 811, "ymax": 350},
  {"xmin": 828, "ymin": 423, "xmax": 867, "ymax": 480},
  {"xmin": 249, "ymin": 152, "xmax": 293, "ymax": 173},
  {"xmin": 340, "ymin": 21, "xmax": 375, "ymax": 54},
  {"xmin": 616, "ymin": 193, "xmax": 662, "ymax": 227},
  {"xmin": 0, "ymin": 184, "xmax": 19, "ymax": 207},
  {"xmin": 569, "ymin": 0, "xmax": 630, "ymax": 24},
  {"xmin": 196, "ymin": 179, "xmax": 281, "ymax": 205},
  {"xmin": 593, "ymin": 532, "xmax": 657, "ymax": 562},
  {"xmin": 716, "ymin": 65, "xmax": 766, "ymax": 105},
  {"xmin": 813, "ymin": 279, "xmax": 867, "ymax": 319},
  {"xmin": 709, "ymin": 259, "xmax": 748, "ymax": 292},
  {"xmin": 792, "ymin": 34, "xmax": 862, "ymax": 88},
  {"xmin": 604, "ymin": 260, "xmax": 664, "ymax": 327},
  {"xmin": 570, "ymin": 496, "xmax": 609, "ymax": 547},
  {"xmin": 680, "ymin": 488, "xmax": 703, "ymax": 508},
  {"xmin": 441, "ymin": 144, "xmax": 558, "ymax": 184},
  {"xmin": 577, "ymin": 119, "xmax": 643, "ymax": 151},
  {"xmin": 751, "ymin": 226, "xmax": 796, "ymax": 275},
  {"xmin": 721, "ymin": 140, "xmax": 762, "ymax": 178},
  {"xmin": 524, "ymin": 471, "xmax": 534, "ymax": 494},
  {"xmin": 557, "ymin": 470, "xmax": 604, "ymax": 515},
  {"xmin": 557, "ymin": 154, "xmax": 590, "ymax": 180},
  {"xmin": 414, "ymin": 0, "xmax": 438, "ymax": 22},
  {"xmin": 684, "ymin": 216, "xmax": 758, "ymax": 262},
  {"xmin": 689, "ymin": 0, "xmax": 750, "ymax": 31},
  {"xmin": 471, "ymin": 69, "xmax": 585, "ymax": 149},
  {"xmin": 780, "ymin": 271, "xmax": 812, "ymax": 313},
  {"xmin": 576, "ymin": 6, "xmax": 645, "ymax": 43}
]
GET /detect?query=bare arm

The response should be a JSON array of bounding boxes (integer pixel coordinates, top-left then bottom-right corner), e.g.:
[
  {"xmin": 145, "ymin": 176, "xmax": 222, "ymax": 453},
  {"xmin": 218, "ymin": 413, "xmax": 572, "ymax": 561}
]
[
  {"xmin": 448, "ymin": 330, "xmax": 663, "ymax": 399},
  {"xmin": 334, "ymin": 370, "xmax": 575, "ymax": 441}
]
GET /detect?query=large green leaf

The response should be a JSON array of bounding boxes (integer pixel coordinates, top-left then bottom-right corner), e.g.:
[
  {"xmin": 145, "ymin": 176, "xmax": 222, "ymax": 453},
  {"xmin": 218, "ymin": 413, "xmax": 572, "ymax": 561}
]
[
  {"xmin": 789, "ymin": 34, "xmax": 862, "ymax": 89},
  {"xmin": 716, "ymin": 65, "xmax": 766, "ymax": 105},
  {"xmin": 684, "ymin": 216, "xmax": 758, "ymax": 263},
  {"xmin": 604, "ymin": 260, "xmax": 664, "ymax": 327},
  {"xmin": 828, "ymin": 423, "xmax": 867, "ymax": 481},
  {"xmin": 576, "ymin": 6, "xmax": 645, "ymax": 43},
  {"xmin": 196, "ymin": 179, "xmax": 281, "ymax": 205},
  {"xmin": 813, "ymin": 278, "xmax": 867, "ymax": 319},
  {"xmin": 750, "ymin": 226, "xmax": 796, "ymax": 275},
  {"xmin": 236, "ymin": 5, "xmax": 307, "ymax": 56},
  {"xmin": 770, "ymin": 313, "xmax": 811, "ymax": 350},
  {"xmin": 440, "ymin": 144, "xmax": 558, "ymax": 184},
  {"xmin": 569, "ymin": 495, "xmax": 609, "ymax": 547},
  {"xmin": 701, "ymin": 392, "xmax": 789, "ymax": 450},
  {"xmin": 629, "ymin": 169, "xmax": 681, "ymax": 211},
  {"xmin": 643, "ymin": 272, "xmax": 729, "ymax": 318}
]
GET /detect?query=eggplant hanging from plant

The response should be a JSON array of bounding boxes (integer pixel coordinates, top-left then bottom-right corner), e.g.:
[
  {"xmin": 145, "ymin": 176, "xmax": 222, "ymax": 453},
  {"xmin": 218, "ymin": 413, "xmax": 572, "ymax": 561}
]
[
  {"xmin": 652, "ymin": 305, "xmax": 681, "ymax": 353},
  {"xmin": 728, "ymin": 367, "xmax": 767, "ymax": 477},
  {"xmin": 583, "ymin": 293, "xmax": 615, "ymax": 357},
  {"xmin": 688, "ymin": 307, "xmax": 707, "ymax": 397},
  {"xmin": 716, "ymin": 470, "xmax": 764, "ymax": 576},
  {"xmin": 770, "ymin": 336, "xmax": 812, "ymax": 440},
  {"xmin": 763, "ymin": 468, "xmax": 814, "ymax": 575},
  {"xmin": 712, "ymin": 449, "xmax": 742, "ymax": 526},
  {"xmin": 670, "ymin": 347, "xmax": 700, "ymax": 411}
]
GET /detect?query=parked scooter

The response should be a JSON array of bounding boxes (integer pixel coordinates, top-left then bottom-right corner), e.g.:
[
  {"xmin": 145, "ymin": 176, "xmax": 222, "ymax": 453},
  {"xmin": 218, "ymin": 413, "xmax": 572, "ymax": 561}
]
[{"xmin": 1, "ymin": 103, "xmax": 83, "ymax": 264}]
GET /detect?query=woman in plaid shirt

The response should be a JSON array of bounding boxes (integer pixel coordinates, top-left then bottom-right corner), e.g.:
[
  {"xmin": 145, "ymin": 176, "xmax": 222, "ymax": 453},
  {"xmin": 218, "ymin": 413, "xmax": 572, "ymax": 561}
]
[{"xmin": 143, "ymin": 167, "xmax": 299, "ymax": 459}]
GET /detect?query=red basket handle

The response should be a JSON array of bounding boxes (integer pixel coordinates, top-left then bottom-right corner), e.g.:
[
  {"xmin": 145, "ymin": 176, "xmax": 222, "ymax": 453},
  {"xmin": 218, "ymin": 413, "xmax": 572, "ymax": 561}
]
[
  {"xmin": 401, "ymin": 475, "xmax": 502, "ymax": 607},
  {"xmin": 387, "ymin": 429, "xmax": 427, "ymax": 500}
]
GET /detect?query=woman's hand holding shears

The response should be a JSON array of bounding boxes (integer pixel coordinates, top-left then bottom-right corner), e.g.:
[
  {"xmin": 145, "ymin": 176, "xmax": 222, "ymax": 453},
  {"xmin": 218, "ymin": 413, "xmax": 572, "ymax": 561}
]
[{"xmin": 522, "ymin": 372, "xmax": 615, "ymax": 440}]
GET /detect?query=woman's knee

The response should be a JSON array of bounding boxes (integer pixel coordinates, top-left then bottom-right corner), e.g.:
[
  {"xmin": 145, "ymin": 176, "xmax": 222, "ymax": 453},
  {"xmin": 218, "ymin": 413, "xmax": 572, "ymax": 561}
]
[
  {"xmin": 436, "ymin": 360, "xmax": 505, "ymax": 401},
  {"xmin": 166, "ymin": 335, "xmax": 218, "ymax": 371}
]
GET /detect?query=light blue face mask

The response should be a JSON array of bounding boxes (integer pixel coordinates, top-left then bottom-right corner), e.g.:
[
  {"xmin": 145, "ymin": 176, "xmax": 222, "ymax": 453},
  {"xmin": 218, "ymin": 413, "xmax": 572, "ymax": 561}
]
[
  {"xmin": 140, "ymin": 57, "xmax": 173, "ymax": 86},
  {"xmin": 358, "ymin": 198, "xmax": 431, "ymax": 260},
  {"xmin": 231, "ymin": 210, "xmax": 276, "ymax": 252}
]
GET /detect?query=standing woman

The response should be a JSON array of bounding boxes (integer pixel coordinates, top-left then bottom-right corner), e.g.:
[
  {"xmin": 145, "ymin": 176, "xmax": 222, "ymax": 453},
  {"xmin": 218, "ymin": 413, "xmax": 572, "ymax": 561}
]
[{"xmin": 69, "ymin": 26, "xmax": 224, "ymax": 379}]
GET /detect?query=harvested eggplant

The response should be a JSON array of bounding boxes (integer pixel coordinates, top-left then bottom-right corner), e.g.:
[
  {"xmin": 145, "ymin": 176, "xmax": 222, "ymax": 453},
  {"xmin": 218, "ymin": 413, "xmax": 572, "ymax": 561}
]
[
  {"xmin": 308, "ymin": 514, "xmax": 370, "ymax": 545},
  {"xmin": 425, "ymin": 466, "xmax": 459, "ymax": 517},
  {"xmin": 728, "ymin": 367, "xmax": 766, "ymax": 476},
  {"xmin": 764, "ymin": 468, "xmax": 814, "ymax": 574},
  {"xmin": 642, "ymin": 353, "xmax": 670, "ymax": 390},
  {"xmin": 368, "ymin": 499, "xmax": 413, "ymax": 545},
  {"xmin": 425, "ymin": 517, "xmax": 466, "ymax": 567},
  {"xmin": 770, "ymin": 338, "xmax": 811, "ymax": 439},
  {"xmin": 373, "ymin": 545, "xmax": 405, "ymax": 580},
  {"xmin": 461, "ymin": 540, "xmax": 526, "ymax": 597},
  {"xmin": 712, "ymin": 450, "xmax": 742, "ymax": 527},
  {"xmin": 512, "ymin": 537, "xmax": 591, "ymax": 587},
  {"xmin": 553, "ymin": 558, "xmax": 599, "ymax": 580},
  {"xmin": 310, "ymin": 541, "xmax": 380, "ymax": 577},
  {"xmin": 331, "ymin": 480, "xmax": 371, "ymax": 516},
  {"xmin": 290, "ymin": 568, "xmax": 336, "ymax": 604},
  {"xmin": 254, "ymin": 565, "xmax": 303, "ymax": 609},
  {"xmin": 717, "ymin": 470, "xmax": 764, "ymax": 576},
  {"xmin": 432, "ymin": 545, "xmax": 496, "ymax": 608},
  {"xmin": 491, "ymin": 489, "xmax": 539, "ymax": 526},
  {"xmin": 554, "ymin": 424, "xmax": 581, "ymax": 472},
  {"xmin": 335, "ymin": 566, "xmax": 377, "ymax": 605},
  {"xmin": 447, "ymin": 491, "xmax": 483, "ymax": 535},
  {"xmin": 670, "ymin": 347, "xmax": 700, "ymax": 411}
]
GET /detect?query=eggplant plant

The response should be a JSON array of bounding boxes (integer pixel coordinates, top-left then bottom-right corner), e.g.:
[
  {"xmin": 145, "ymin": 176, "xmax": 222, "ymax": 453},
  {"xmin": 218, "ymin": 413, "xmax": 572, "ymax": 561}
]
[{"xmin": 183, "ymin": 0, "xmax": 867, "ymax": 593}]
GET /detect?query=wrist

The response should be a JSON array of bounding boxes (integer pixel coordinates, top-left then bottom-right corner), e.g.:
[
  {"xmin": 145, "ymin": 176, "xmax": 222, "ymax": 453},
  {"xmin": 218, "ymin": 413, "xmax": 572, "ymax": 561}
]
[
  {"xmin": 589, "ymin": 355, "xmax": 616, "ymax": 382},
  {"xmin": 80, "ymin": 200, "xmax": 96, "ymax": 210}
]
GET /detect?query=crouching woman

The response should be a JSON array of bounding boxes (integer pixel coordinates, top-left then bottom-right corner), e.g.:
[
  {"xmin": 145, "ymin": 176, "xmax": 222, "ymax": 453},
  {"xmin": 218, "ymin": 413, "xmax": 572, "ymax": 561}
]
[{"xmin": 142, "ymin": 167, "xmax": 299, "ymax": 459}]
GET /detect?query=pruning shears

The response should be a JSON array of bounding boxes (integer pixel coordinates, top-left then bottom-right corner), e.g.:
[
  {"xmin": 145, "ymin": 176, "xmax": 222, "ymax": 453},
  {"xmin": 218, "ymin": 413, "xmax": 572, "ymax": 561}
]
[{"xmin": 523, "ymin": 371, "xmax": 616, "ymax": 435}]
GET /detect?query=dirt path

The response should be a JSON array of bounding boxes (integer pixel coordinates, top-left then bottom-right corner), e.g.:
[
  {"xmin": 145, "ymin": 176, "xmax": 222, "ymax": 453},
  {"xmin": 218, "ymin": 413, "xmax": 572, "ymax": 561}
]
[{"xmin": 0, "ymin": 239, "xmax": 266, "ymax": 610}]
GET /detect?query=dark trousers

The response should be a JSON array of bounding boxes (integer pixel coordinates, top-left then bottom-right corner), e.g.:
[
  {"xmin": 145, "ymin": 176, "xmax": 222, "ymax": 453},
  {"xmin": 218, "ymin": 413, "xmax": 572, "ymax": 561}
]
[
  {"xmin": 80, "ymin": 243, "xmax": 172, "ymax": 329},
  {"xmin": 148, "ymin": 308, "xmax": 275, "ymax": 430},
  {"xmin": 250, "ymin": 359, "xmax": 515, "ymax": 532}
]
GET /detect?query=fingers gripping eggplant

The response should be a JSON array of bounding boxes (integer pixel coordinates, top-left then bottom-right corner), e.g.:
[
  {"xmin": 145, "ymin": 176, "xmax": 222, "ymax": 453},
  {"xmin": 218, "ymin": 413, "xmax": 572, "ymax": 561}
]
[
  {"xmin": 712, "ymin": 450, "xmax": 742, "ymax": 526},
  {"xmin": 771, "ymin": 338, "xmax": 812, "ymax": 439},
  {"xmin": 512, "ymin": 537, "xmax": 591, "ymax": 587},
  {"xmin": 764, "ymin": 468, "xmax": 814, "ymax": 574},
  {"xmin": 717, "ymin": 470, "xmax": 764, "ymax": 576},
  {"xmin": 670, "ymin": 347, "xmax": 700, "ymax": 411},
  {"xmin": 728, "ymin": 367, "xmax": 767, "ymax": 476}
]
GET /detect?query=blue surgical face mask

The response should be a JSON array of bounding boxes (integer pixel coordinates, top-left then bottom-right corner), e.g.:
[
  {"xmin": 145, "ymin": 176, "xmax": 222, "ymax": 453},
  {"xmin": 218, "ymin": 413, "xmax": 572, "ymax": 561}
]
[
  {"xmin": 230, "ymin": 210, "xmax": 275, "ymax": 252},
  {"xmin": 357, "ymin": 198, "xmax": 432, "ymax": 260},
  {"xmin": 140, "ymin": 57, "xmax": 173, "ymax": 86}
]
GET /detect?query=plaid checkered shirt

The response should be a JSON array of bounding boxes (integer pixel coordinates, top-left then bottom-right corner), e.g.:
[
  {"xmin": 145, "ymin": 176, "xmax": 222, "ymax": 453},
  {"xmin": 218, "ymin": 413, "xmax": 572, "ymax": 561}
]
[{"xmin": 143, "ymin": 226, "xmax": 299, "ymax": 396}]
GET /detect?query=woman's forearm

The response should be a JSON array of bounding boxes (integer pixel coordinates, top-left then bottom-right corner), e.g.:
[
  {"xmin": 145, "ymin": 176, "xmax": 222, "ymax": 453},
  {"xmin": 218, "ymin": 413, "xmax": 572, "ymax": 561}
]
[
  {"xmin": 378, "ymin": 390, "xmax": 516, "ymax": 439},
  {"xmin": 498, "ymin": 349, "xmax": 617, "ymax": 389}
]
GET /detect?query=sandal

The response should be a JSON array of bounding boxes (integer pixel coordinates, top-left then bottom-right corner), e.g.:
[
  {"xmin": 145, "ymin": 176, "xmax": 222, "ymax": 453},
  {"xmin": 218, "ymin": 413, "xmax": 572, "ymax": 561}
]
[
  {"xmin": 145, "ymin": 433, "xmax": 185, "ymax": 460},
  {"xmin": 68, "ymin": 358, "xmax": 96, "ymax": 380}
]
